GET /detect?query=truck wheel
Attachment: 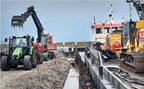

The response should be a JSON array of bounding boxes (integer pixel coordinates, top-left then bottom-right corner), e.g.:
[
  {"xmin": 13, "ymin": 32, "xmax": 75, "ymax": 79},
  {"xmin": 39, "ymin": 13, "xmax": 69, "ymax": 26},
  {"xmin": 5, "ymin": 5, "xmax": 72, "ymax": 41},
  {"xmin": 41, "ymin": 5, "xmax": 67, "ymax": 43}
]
[
  {"xmin": 43, "ymin": 53, "xmax": 48, "ymax": 61},
  {"xmin": 36, "ymin": 53, "xmax": 39, "ymax": 64},
  {"xmin": 51, "ymin": 52, "xmax": 56, "ymax": 59},
  {"xmin": 32, "ymin": 58, "xmax": 37, "ymax": 68},
  {"xmin": 48, "ymin": 53, "xmax": 52, "ymax": 60},
  {"xmin": 53, "ymin": 53, "xmax": 56, "ymax": 59},
  {"xmin": 24, "ymin": 55, "xmax": 32, "ymax": 70},
  {"xmin": 1, "ymin": 56, "xmax": 10, "ymax": 71},
  {"xmin": 31, "ymin": 49, "xmax": 37, "ymax": 68},
  {"xmin": 32, "ymin": 53, "xmax": 37, "ymax": 68},
  {"xmin": 39, "ymin": 53, "xmax": 43, "ymax": 64}
]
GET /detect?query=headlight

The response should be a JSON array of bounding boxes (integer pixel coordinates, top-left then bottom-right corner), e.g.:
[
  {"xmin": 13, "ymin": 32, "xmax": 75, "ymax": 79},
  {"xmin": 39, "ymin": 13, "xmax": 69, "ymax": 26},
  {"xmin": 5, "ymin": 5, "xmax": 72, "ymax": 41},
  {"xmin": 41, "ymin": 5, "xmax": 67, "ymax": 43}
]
[
  {"xmin": 12, "ymin": 56, "xmax": 19, "ymax": 59},
  {"xmin": 16, "ymin": 57, "xmax": 19, "ymax": 59}
]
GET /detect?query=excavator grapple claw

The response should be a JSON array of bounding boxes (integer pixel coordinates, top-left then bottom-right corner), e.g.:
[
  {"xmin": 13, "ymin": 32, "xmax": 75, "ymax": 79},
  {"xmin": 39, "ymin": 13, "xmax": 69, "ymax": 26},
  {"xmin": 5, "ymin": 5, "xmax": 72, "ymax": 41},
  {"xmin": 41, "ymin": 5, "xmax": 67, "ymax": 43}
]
[{"xmin": 11, "ymin": 16, "xmax": 24, "ymax": 28}]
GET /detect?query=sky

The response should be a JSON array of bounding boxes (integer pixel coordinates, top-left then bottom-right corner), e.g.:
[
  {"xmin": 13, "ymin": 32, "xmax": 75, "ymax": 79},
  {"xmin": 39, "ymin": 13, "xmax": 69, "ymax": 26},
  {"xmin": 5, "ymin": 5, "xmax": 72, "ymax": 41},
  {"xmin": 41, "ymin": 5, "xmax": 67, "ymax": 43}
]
[{"xmin": 0, "ymin": 0, "xmax": 139, "ymax": 43}]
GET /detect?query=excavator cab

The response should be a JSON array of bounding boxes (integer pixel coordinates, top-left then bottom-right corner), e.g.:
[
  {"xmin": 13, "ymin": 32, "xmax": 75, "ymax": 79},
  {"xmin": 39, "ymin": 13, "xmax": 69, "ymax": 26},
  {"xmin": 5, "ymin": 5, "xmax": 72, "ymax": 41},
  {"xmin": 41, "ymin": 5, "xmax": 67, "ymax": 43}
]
[
  {"xmin": 47, "ymin": 34, "xmax": 52, "ymax": 46},
  {"xmin": 122, "ymin": 21, "xmax": 136, "ymax": 52},
  {"xmin": 41, "ymin": 33, "xmax": 56, "ymax": 50}
]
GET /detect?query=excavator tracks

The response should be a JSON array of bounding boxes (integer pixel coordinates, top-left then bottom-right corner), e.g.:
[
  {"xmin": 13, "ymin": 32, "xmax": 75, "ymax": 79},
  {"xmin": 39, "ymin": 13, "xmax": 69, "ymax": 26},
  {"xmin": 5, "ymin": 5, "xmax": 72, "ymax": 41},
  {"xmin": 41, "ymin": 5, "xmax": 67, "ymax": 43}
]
[{"xmin": 120, "ymin": 52, "xmax": 144, "ymax": 72}]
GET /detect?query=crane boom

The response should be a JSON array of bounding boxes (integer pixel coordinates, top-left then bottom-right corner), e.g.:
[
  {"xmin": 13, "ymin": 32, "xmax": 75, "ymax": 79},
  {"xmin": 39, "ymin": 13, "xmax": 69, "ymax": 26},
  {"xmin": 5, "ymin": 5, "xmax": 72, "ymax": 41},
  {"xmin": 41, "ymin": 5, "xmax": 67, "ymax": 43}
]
[
  {"xmin": 11, "ymin": 6, "xmax": 44, "ymax": 43},
  {"xmin": 126, "ymin": 0, "xmax": 144, "ymax": 20}
]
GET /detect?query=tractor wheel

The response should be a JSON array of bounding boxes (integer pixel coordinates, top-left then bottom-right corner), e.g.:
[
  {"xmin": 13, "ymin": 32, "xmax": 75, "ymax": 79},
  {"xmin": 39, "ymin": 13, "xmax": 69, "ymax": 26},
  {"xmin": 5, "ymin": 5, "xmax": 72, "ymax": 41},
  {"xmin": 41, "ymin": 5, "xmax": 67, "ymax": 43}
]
[
  {"xmin": 43, "ymin": 53, "xmax": 48, "ymax": 61},
  {"xmin": 39, "ymin": 53, "xmax": 43, "ymax": 64},
  {"xmin": 1, "ymin": 56, "xmax": 10, "ymax": 71},
  {"xmin": 24, "ymin": 55, "xmax": 32, "ymax": 70}
]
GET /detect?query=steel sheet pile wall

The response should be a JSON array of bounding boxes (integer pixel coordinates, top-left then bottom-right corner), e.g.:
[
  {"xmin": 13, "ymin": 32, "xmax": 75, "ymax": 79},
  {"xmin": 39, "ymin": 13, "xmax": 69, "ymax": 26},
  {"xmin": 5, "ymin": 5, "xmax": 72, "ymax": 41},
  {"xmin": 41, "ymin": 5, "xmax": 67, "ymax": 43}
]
[
  {"xmin": 84, "ymin": 47, "xmax": 132, "ymax": 89},
  {"xmin": 103, "ymin": 67, "xmax": 131, "ymax": 89}
]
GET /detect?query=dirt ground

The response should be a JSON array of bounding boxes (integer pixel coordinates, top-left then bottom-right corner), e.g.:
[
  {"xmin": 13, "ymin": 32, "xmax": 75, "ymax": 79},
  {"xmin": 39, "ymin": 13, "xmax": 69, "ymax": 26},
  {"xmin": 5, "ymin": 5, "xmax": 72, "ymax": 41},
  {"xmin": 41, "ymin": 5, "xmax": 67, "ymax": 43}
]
[{"xmin": 0, "ymin": 52, "xmax": 71, "ymax": 89}]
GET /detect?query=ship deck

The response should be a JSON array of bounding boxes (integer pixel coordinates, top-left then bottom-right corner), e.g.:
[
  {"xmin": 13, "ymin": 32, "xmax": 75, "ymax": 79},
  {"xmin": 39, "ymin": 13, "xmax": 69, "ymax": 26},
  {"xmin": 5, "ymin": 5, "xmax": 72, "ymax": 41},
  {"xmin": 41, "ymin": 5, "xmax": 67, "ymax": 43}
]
[
  {"xmin": 84, "ymin": 48, "xmax": 144, "ymax": 89},
  {"xmin": 103, "ymin": 59, "xmax": 144, "ymax": 89}
]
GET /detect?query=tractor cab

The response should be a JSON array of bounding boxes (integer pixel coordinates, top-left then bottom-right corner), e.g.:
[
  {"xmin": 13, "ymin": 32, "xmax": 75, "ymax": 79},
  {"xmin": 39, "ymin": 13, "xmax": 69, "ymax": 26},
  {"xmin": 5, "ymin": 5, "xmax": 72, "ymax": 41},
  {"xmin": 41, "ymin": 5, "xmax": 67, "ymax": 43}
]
[
  {"xmin": 1, "ymin": 35, "xmax": 36, "ymax": 71},
  {"xmin": 10, "ymin": 36, "xmax": 33, "ymax": 47},
  {"xmin": 6, "ymin": 35, "xmax": 34, "ymax": 56},
  {"xmin": 11, "ymin": 37, "xmax": 27, "ymax": 47}
]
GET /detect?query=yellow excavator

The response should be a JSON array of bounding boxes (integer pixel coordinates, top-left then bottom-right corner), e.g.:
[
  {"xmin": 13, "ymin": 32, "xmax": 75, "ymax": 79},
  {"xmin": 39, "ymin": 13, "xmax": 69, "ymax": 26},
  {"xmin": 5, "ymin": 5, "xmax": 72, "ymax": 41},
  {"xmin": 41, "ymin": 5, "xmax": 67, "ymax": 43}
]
[
  {"xmin": 120, "ymin": 0, "xmax": 144, "ymax": 72},
  {"xmin": 106, "ymin": 29, "xmax": 123, "ymax": 54}
]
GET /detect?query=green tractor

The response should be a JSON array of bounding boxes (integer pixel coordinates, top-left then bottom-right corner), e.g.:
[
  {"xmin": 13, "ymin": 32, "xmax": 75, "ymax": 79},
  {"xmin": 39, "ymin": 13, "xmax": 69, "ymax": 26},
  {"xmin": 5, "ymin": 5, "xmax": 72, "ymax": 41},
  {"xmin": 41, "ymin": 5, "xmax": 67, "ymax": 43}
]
[{"xmin": 1, "ymin": 35, "xmax": 37, "ymax": 71}]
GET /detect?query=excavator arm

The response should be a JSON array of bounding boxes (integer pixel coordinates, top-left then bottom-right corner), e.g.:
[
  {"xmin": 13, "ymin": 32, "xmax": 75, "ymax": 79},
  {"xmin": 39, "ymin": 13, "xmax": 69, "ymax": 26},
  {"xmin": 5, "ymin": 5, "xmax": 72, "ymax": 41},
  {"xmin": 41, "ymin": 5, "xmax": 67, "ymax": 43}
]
[{"xmin": 11, "ymin": 6, "xmax": 44, "ymax": 42}]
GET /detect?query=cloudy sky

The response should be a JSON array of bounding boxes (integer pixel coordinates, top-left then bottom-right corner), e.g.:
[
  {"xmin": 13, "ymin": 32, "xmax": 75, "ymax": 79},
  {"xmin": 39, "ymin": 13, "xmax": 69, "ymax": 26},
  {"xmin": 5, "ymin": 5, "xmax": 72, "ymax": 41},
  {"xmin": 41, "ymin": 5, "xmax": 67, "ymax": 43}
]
[{"xmin": 0, "ymin": 0, "xmax": 139, "ymax": 43}]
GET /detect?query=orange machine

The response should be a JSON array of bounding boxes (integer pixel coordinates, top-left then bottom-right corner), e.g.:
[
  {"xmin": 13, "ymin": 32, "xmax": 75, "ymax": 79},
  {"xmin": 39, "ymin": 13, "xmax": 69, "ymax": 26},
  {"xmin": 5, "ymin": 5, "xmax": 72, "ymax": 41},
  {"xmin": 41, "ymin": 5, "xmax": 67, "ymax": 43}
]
[
  {"xmin": 41, "ymin": 33, "xmax": 56, "ymax": 61},
  {"xmin": 42, "ymin": 33, "xmax": 56, "ymax": 51}
]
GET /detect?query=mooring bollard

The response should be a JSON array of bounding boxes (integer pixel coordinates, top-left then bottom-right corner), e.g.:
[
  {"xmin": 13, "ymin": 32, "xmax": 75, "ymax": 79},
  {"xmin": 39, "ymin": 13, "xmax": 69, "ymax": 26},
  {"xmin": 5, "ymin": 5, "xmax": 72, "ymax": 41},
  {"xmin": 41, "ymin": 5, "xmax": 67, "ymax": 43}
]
[{"xmin": 99, "ymin": 66, "xmax": 103, "ymax": 78}]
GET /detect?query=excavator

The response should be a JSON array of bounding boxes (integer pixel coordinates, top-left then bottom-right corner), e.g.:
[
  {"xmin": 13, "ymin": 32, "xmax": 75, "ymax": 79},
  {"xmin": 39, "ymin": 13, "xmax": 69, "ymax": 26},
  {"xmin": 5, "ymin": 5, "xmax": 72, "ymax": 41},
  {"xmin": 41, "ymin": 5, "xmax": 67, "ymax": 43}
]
[
  {"xmin": 11, "ymin": 6, "xmax": 56, "ymax": 62},
  {"xmin": 120, "ymin": 0, "xmax": 144, "ymax": 72},
  {"xmin": 106, "ymin": 29, "xmax": 123, "ymax": 54}
]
